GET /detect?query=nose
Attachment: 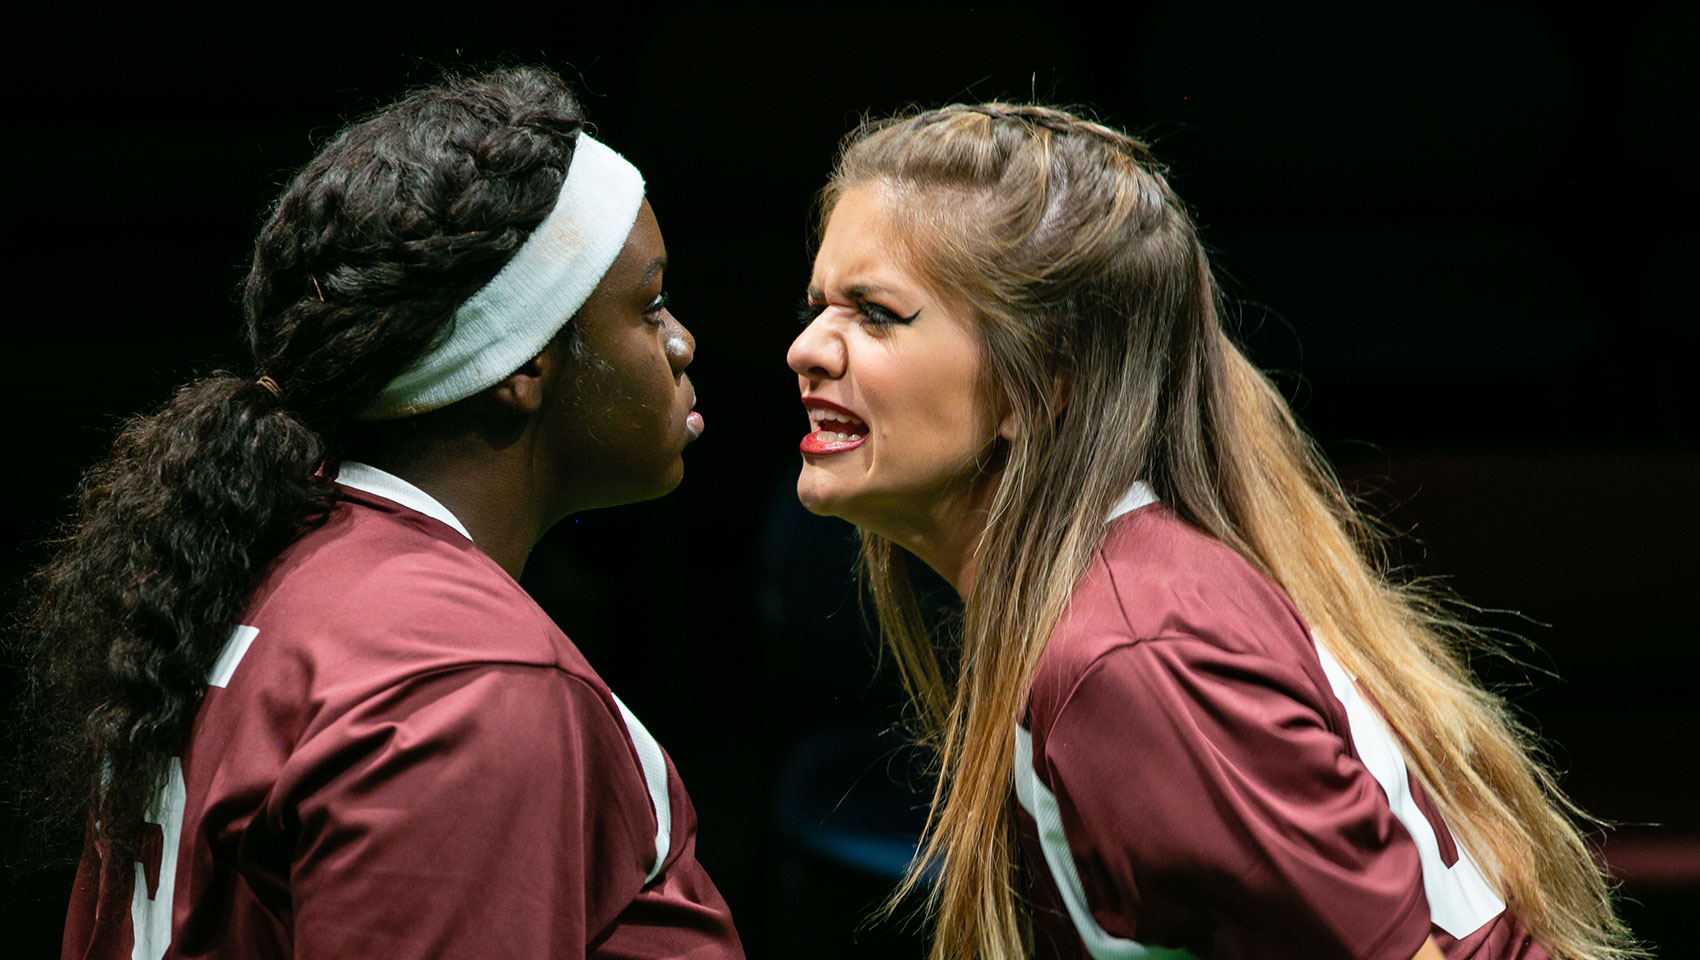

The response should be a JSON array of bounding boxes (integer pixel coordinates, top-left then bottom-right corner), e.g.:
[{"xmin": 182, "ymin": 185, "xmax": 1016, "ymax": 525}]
[
  {"xmin": 662, "ymin": 311, "xmax": 694, "ymax": 376},
  {"xmin": 787, "ymin": 314, "xmax": 844, "ymax": 381}
]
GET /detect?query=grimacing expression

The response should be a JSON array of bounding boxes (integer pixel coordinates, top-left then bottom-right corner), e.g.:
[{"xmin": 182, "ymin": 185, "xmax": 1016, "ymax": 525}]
[
  {"xmin": 553, "ymin": 199, "xmax": 701, "ymax": 509},
  {"xmin": 787, "ymin": 185, "xmax": 1009, "ymax": 537}
]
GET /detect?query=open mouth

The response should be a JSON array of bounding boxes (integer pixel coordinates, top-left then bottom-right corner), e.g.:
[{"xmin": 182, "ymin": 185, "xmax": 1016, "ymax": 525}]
[
  {"xmin": 800, "ymin": 399, "xmax": 870, "ymax": 455},
  {"xmin": 808, "ymin": 411, "xmax": 868, "ymax": 442}
]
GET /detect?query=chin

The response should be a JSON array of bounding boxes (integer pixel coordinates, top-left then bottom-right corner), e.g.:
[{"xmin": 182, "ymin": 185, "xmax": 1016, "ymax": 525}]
[
  {"xmin": 795, "ymin": 472, "xmax": 847, "ymax": 519},
  {"xmin": 608, "ymin": 460, "xmax": 687, "ymax": 508},
  {"xmin": 797, "ymin": 477, "xmax": 881, "ymax": 530},
  {"xmin": 653, "ymin": 461, "xmax": 685, "ymax": 498}
]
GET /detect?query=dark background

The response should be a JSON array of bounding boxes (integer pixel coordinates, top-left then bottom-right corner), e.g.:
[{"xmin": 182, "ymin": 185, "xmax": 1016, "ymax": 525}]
[{"xmin": 4, "ymin": 2, "xmax": 1695, "ymax": 956}]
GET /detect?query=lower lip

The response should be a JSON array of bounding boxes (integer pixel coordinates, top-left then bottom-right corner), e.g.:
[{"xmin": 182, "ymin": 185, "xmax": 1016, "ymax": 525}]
[
  {"xmin": 799, "ymin": 431, "xmax": 867, "ymax": 455},
  {"xmin": 686, "ymin": 411, "xmax": 704, "ymax": 438}
]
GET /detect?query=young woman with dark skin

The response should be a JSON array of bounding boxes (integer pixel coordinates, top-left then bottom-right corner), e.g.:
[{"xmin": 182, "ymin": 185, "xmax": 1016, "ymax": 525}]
[
  {"xmin": 362, "ymin": 199, "xmax": 698, "ymax": 579},
  {"xmin": 24, "ymin": 67, "xmax": 739, "ymax": 959}
]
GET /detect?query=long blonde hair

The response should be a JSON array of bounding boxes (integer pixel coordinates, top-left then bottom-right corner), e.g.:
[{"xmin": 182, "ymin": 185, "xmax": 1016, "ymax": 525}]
[{"xmin": 828, "ymin": 104, "xmax": 1638, "ymax": 960}]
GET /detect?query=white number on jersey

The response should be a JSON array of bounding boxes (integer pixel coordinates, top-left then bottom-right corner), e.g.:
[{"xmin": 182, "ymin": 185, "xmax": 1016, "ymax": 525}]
[
  {"xmin": 130, "ymin": 758, "xmax": 184, "ymax": 960},
  {"xmin": 130, "ymin": 625, "xmax": 259, "ymax": 957}
]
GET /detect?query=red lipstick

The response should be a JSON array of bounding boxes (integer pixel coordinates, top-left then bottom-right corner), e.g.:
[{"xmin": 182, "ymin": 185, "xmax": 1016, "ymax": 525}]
[{"xmin": 799, "ymin": 397, "xmax": 870, "ymax": 455}]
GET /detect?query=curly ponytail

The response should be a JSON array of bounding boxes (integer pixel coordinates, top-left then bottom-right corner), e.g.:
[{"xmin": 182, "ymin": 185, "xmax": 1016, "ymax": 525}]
[
  {"xmin": 17, "ymin": 66, "xmax": 587, "ymax": 862},
  {"xmin": 26, "ymin": 376, "xmax": 331, "ymax": 859}
]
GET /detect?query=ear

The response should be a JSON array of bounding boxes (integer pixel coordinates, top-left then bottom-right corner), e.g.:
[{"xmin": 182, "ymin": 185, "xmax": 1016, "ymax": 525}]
[
  {"xmin": 996, "ymin": 371, "xmax": 1073, "ymax": 441},
  {"xmin": 1048, "ymin": 370, "xmax": 1073, "ymax": 418},
  {"xmin": 486, "ymin": 338, "xmax": 562, "ymax": 415},
  {"xmin": 997, "ymin": 407, "xmax": 1021, "ymax": 442}
]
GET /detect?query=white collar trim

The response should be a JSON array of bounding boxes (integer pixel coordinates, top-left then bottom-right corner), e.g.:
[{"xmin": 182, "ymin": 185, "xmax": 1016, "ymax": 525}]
[
  {"xmin": 1106, "ymin": 480, "xmax": 1159, "ymax": 524},
  {"xmin": 334, "ymin": 460, "xmax": 474, "ymax": 543}
]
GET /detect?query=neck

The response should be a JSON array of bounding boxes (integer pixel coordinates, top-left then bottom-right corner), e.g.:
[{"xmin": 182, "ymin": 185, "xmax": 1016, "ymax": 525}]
[
  {"xmin": 878, "ymin": 472, "xmax": 1001, "ymax": 600},
  {"xmin": 904, "ymin": 526, "xmax": 986, "ymax": 600},
  {"xmin": 386, "ymin": 459, "xmax": 547, "ymax": 581},
  {"xmin": 347, "ymin": 417, "xmax": 557, "ymax": 581}
]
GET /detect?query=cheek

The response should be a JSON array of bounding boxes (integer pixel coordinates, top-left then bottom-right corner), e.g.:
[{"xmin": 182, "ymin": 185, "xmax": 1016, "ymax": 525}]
[
  {"xmin": 564, "ymin": 363, "xmax": 673, "ymax": 450},
  {"xmin": 870, "ymin": 362, "xmax": 989, "ymax": 468},
  {"xmin": 599, "ymin": 342, "xmax": 676, "ymax": 413}
]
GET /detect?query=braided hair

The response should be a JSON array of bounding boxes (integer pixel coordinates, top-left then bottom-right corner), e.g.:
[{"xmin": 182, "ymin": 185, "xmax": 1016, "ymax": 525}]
[{"xmin": 19, "ymin": 66, "xmax": 585, "ymax": 862}]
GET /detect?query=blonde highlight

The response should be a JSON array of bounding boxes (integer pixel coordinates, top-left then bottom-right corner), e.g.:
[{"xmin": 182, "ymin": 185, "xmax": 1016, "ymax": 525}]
[{"xmin": 826, "ymin": 104, "xmax": 1639, "ymax": 960}]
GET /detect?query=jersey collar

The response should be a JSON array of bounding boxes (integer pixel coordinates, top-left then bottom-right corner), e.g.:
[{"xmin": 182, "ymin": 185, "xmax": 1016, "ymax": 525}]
[
  {"xmin": 1106, "ymin": 480, "xmax": 1159, "ymax": 524},
  {"xmin": 333, "ymin": 460, "xmax": 475, "ymax": 543}
]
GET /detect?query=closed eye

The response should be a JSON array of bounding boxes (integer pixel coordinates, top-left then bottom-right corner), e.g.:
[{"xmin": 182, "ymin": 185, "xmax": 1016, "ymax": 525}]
[
  {"xmin": 861, "ymin": 301, "xmax": 920, "ymax": 326},
  {"xmin": 797, "ymin": 296, "xmax": 920, "ymax": 327},
  {"xmin": 797, "ymin": 297, "xmax": 826, "ymax": 326}
]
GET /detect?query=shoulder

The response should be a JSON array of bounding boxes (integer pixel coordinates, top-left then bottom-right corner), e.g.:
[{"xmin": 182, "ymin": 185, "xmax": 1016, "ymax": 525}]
[
  {"xmin": 273, "ymin": 661, "xmax": 666, "ymax": 954},
  {"xmin": 1031, "ymin": 504, "xmax": 1328, "ymax": 734},
  {"xmin": 231, "ymin": 495, "xmax": 602, "ymax": 694},
  {"xmin": 1044, "ymin": 504, "xmax": 1316, "ymax": 676}
]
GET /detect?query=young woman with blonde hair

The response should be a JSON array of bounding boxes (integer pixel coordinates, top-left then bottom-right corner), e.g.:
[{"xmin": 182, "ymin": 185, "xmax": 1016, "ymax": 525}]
[{"xmin": 787, "ymin": 104, "xmax": 1638, "ymax": 959}]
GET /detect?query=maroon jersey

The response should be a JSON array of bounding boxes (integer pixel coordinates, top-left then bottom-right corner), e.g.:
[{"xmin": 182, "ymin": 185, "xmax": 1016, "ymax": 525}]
[
  {"xmin": 1015, "ymin": 485, "xmax": 1545, "ymax": 960},
  {"xmin": 63, "ymin": 462, "xmax": 743, "ymax": 960}
]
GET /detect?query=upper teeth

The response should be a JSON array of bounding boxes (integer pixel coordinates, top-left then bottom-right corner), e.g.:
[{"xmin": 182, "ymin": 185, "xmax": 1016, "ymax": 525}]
[{"xmin": 815, "ymin": 415, "xmax": 867, "ymax": 431}]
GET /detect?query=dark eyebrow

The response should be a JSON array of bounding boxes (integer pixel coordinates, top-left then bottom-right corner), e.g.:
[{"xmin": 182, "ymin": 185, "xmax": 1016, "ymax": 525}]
[
  {"xmin": 639, "ymin": 256, "xmax": 667, "ymax": 286},
  {"xmin": 805, "ymin": 283, "xmax": 898, "ymax": 301},
  {"xmin": 845, "ymin": 284, "xmax": 896, "ymax": 300}
]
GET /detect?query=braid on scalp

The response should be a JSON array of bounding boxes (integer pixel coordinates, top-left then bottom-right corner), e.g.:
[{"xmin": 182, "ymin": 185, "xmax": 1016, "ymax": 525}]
[
  {"xmin": 938, "ymin": 102, "xmax": 1156, "ymax": 155},
  {"xmin": 15, "ymin": 66, "xmax": 586, "ymax": 865},
  {"xmin": 245, "ymin": 65, "xmax": 586, "ymax": 436}
]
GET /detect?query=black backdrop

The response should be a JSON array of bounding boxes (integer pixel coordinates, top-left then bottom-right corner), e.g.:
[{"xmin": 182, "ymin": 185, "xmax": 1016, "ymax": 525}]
[{"xmin": 5, "ymin": 3, "xmax": 1696, "ymax": 956}]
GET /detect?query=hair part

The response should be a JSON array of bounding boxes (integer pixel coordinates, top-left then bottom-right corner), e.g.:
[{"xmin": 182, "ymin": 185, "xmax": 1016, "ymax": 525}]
[
  {"xmin": 14, "ymin": 66, "xmax": 587, "ymax": 865},
  {"xmin": 831, "ymin": 104, "xmax": 1640, "ymax": 960}
]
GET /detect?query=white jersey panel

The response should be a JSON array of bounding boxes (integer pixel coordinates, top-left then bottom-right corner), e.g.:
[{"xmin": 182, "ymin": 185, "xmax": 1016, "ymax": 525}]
[
  {"xmin": 1013, "ymin": 725, "xmax": 1199, "ymax": 960},
  {"xmin": 611, "ymin": 693, "xmax": 673, "ymax": 884},
  {"xmin": 207, "ymin": 625, "xmax": 259, "ymax": 689},
  {"xmin": 1311, "ymin": 636, "xmax": 1504, "ymax": 938}
]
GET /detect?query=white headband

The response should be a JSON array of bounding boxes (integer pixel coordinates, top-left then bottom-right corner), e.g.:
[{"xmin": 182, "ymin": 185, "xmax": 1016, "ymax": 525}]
[{"xmin": 357, "ymin": 133, "xmax": 646, "ymax": 420}]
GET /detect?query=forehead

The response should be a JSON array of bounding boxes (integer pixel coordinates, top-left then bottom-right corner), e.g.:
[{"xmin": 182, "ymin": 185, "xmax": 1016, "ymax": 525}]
[
  {"xmin": 606, "ymin": 199, "xmax": 665, "ymax": 282},
  {"xmin": 811, "ymin": 186, "xmax": 917, "ymax": 290}
]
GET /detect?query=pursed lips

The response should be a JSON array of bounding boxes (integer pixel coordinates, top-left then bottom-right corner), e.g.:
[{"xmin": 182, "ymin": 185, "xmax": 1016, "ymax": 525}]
[{"xmin": 682, "ymin": 380, "xmax": 703, "ymax": 438}]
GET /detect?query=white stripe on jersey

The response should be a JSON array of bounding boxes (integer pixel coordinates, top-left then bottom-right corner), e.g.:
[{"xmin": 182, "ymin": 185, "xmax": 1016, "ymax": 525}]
[
  {"xmin": 207, "ymin": 625, "xmax": 259, "ymax": 688},
  {"xmin": 1031, "ymin": 484, "xmax": 1502, "ymax": 949},
  {"xmin": 1013, "ymin": 725, "xmax": 1200, "ymax": 960},
  {"xmin": 1311, "ymin": 636, "xmax": 1504, "ymax": 939},
  {"xmin": 611, "ymin": 693, "xmax": 673, "ymax": 885}
]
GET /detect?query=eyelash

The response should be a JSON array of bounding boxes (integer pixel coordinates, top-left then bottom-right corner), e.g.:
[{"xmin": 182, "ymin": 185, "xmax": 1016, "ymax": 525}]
[
  {"xmin": 795, "ymin": 297, "xmax": 920, "ymax": 327},
  {"xmin": 645, "ymin": 291, "xmax": 671, "ymax": 320}
]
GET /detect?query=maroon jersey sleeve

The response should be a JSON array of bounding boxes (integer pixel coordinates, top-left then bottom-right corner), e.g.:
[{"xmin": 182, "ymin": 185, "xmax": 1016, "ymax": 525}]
[
  {"xmin": 1029, "ymin": 637, "xmax": 1432, "ymax": 960},
  {"xmin": 59, "ymin": 487, "xmax": 741, "ymax": 960},
  {"xmin": 278, "ymin": 662, "xmax": 658, "ymax": 958}
]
